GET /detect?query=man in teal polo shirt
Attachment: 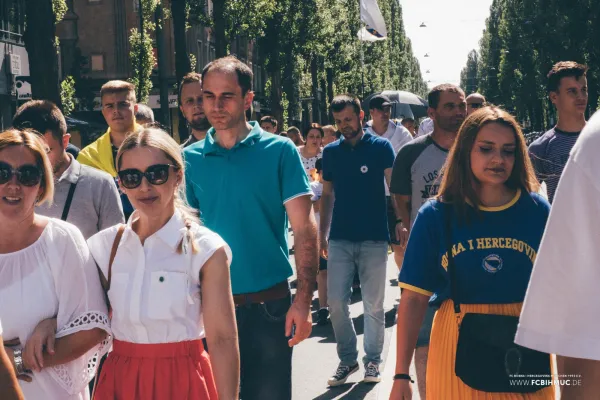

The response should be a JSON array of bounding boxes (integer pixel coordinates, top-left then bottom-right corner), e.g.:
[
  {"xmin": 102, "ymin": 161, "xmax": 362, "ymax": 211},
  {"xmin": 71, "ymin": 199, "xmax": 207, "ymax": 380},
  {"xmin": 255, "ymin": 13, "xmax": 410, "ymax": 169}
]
[{"xmin": 183, "ymin": 56, "xmax": 318, "ymax": 400}]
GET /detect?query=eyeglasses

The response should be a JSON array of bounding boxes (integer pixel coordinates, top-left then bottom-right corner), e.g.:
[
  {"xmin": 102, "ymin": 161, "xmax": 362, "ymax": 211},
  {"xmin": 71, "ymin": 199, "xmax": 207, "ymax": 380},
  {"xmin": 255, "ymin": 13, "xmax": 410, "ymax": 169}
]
[
  {"xmin": 117, "ymin": 164, "xmax": 178, "ymax": 189},
  {"xmin": 0, "ymin": 162, "xmax": 43, "ymax": 187},
  {"xmin": 469, "ymin": 103, "xmax": 484, "ymax": 109}
]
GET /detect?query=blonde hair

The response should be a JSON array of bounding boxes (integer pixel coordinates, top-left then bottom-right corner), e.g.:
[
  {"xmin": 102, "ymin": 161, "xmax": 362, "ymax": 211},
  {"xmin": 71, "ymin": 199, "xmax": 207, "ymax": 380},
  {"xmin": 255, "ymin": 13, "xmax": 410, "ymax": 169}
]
[
  {"xmin": 100, "ymin": 80, "xmax": 136, "ymax": 103},
  {"xmin": 116, "ymin": 127, "xmax": 200, "ymax": 254},
  {"xmin": 0, "ymin": 129, "xmax": 54, "ymax": 206}
]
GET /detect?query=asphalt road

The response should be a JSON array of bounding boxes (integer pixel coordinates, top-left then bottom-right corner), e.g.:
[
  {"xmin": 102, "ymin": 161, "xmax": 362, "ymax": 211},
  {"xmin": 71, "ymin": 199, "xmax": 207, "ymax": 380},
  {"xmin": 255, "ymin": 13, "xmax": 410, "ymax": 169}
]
[{"xmin": 289, "ymin": 249, "xmax": 421, "ymax": 400}]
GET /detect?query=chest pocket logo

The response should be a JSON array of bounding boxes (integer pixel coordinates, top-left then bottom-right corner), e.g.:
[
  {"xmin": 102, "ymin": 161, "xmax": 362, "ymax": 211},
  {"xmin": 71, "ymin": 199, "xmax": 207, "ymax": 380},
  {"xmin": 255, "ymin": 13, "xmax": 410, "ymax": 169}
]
[
  {"xmin": 482, "ymin": 254, "xmax": 503, "ymax": 274},
  {"xmin": 360, "ymin": 165, "xmax": 368, "ymax": 174}
]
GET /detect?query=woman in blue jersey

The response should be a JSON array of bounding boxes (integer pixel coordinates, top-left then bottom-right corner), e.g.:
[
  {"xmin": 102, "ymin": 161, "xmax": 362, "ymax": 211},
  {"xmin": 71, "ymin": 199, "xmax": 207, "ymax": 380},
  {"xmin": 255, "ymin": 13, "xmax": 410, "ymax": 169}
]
[{"xmin": 389, "ymin": 107, "xmax": 555, "ymax": 399}]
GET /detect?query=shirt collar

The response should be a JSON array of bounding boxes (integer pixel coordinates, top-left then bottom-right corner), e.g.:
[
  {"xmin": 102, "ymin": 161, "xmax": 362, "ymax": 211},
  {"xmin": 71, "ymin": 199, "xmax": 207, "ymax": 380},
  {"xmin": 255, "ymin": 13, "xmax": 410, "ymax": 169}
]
[
  {"xmin": 126, "ymin": 209, "xmax": 186, "ymax": 250},
  {"xmin": 202, "ymin": 121, "xmax": 263, "ymax": 154},
  {"xmin": 57, "ymin": 154, "xmax": 80, "ymax": 184}
]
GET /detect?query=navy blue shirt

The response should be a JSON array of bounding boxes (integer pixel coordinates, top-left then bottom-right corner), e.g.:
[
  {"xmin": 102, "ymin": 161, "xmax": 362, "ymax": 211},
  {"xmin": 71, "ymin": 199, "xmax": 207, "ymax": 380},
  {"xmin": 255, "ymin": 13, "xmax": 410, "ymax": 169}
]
[{"xmin": 322, "ymin": 132, "xmax": 395, "ymax": 242}]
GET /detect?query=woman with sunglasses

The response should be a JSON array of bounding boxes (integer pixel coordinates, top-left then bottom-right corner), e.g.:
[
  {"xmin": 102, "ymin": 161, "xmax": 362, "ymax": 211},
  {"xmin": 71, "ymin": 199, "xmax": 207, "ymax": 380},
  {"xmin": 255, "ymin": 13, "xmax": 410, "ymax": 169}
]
[
  {"xmin": 88, "ymin": 128, "xmax": 239, "ymax": 399},
  {"xmin": 389, "ymin": 107, "xmax": 555, "ymax": 399},
  {"xmin": 0, "ymin": 129, "xmax": 110, "ymax": 399}
]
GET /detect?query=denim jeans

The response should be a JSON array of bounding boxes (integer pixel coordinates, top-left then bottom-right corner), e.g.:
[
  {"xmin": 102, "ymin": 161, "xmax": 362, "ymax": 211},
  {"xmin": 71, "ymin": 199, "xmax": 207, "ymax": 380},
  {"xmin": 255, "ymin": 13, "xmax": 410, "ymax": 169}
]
[
  {"xmin": 236, "ymin": 291, "xmax": 293, "ymax": 400},
  {"xmin": 328, "ymin": 240, "xmax": 388, "ymax": 367}
]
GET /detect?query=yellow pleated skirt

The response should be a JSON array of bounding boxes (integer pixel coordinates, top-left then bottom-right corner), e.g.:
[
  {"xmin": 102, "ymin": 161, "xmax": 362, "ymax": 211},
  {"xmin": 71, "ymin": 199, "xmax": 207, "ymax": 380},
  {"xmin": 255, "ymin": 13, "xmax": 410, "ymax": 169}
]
[{"xmin": 426, "ymin": 301, "xmax": 556, "ymax": 399}]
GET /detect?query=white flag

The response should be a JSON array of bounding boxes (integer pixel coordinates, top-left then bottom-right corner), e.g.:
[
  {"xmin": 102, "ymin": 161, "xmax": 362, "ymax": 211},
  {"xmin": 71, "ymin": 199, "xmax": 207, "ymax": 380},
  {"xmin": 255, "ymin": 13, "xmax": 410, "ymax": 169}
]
[{"xmin": 358, "ymin": 0, "xmax": 387, "ymax": 41}]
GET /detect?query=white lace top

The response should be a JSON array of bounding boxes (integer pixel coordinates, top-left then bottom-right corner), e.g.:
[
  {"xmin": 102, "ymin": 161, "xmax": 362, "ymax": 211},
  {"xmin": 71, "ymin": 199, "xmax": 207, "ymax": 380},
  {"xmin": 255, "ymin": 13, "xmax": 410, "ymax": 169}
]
[
  {"xmin": 87, "ymin": 210, "xmax": 230, "ymax": 344},
  {"xmin": 0, "ymin": 219, "xmax": 111, "ymax": 400}
]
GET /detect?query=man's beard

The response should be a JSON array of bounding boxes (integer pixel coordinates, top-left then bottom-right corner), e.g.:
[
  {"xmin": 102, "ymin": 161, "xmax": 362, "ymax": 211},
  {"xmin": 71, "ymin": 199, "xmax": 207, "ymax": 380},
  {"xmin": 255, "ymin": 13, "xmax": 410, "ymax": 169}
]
[
  {"xmin": 437, "ymin": 116, "xmax": 464, "ymax": 133},
  {"xmin": 341, "ymin": 127, "xmax": 361, "ymax": 140},
  {"xmin": 189, "ymin": 116, "xmax": 211, "ymax": 131}
]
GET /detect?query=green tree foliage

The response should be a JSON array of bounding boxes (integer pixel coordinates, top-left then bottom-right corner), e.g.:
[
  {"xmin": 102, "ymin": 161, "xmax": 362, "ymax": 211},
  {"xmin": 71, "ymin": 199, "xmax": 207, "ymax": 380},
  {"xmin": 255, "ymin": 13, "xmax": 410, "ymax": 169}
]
[
  {"xmin": 128, "ymin": 0, "xmax": 159, "ymax": 103},
  {"xmin": 238, "ymin": 0, "xmax": 426, "ymax": 125},
  {"xmin": 460, "ymin": 50, "xmax": 479, "ymax": 95},
  {"xmin": 467, "ymin": 0, "xmax": 600, "ymax": 130},
  {"xmin": 60, "ymin": 76, "xmax": 76, "ymax": 116}
]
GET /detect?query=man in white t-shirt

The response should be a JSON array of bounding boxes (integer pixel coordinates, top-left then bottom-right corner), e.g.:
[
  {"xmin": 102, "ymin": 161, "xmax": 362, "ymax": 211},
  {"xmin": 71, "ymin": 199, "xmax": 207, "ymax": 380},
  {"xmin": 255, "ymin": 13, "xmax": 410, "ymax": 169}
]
[
  {"xmin": 515, "ymin": 110, "xmax": 600, "ymax": 398},
  {"xmin": 415, "ymin": 117, "xmax": 434, "ymax": 138},
  {"xmin": 0, "ymin": 319, "xmax": 24, "ymax": 400},
  {"xmin": 365, "ymin": 95, "xmax": 413, "ymax": 270}
]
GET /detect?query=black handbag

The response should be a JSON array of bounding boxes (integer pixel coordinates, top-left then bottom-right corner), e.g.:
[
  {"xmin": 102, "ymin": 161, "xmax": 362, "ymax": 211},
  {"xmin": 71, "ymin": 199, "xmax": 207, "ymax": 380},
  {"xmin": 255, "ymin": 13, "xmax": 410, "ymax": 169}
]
[{"xmin": 443, "ymin": 207, "xmax": 551, "ymax": 393}]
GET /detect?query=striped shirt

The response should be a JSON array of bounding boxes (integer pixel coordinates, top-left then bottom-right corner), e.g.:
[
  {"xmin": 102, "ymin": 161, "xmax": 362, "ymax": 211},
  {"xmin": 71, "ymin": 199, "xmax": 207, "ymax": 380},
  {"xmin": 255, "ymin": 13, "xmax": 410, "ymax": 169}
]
[{"xmin": 528, "ymin": 127, "xmax": 580, "ymax": 203}]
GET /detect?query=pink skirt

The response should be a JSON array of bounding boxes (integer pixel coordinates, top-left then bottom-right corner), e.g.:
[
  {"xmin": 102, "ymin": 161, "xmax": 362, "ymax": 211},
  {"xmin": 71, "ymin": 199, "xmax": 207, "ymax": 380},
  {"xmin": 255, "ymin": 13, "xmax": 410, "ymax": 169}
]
[{"xmin": 94, "ymin": 339, "xmax": 218, "ymax": 400}]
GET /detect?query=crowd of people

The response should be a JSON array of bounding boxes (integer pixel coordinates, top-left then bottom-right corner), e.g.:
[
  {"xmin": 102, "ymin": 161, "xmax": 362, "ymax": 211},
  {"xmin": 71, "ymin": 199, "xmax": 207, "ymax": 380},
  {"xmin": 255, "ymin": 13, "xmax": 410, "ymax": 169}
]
[{"xmin": 0, "ymin": 55, "xmax": 597, "ymax": 400}]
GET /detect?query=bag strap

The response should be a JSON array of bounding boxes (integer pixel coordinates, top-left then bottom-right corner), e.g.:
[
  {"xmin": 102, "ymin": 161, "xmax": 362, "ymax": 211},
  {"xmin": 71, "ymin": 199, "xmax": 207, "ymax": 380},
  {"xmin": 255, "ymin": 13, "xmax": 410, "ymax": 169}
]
[
  {"xmin": 60, "ymin": 182, "xmax": 78, "ymax": 221},
  {"xmin": 107, "ymin": 224, "xmax": 126, "ymax": 292},
  {"xmin": 443, "ymin": 204, "xmax": 462, "ymax": 314}
]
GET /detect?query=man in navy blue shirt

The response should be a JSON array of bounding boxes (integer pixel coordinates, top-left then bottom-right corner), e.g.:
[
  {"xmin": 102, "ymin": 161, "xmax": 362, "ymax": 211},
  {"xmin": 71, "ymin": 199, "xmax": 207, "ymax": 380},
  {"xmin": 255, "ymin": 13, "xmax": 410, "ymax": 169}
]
[{"xmin": 320, "ymin": 95, "xmax": 398, "ymax": 386}]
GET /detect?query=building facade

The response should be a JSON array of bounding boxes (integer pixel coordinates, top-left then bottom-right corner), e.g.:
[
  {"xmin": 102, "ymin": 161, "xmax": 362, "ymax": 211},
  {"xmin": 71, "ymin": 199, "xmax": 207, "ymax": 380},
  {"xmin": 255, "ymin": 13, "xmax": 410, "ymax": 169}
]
[{"xmin": 0, "ymin": 0, "xmax": 28, "ymax": 130}]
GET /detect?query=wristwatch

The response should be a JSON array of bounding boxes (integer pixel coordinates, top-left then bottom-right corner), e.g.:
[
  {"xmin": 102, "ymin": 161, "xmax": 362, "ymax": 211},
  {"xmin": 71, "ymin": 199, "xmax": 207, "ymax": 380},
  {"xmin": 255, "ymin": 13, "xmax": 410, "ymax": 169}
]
[{"xmin": 393, "ymin": 373, "xmax": 414, "ymax": 383}]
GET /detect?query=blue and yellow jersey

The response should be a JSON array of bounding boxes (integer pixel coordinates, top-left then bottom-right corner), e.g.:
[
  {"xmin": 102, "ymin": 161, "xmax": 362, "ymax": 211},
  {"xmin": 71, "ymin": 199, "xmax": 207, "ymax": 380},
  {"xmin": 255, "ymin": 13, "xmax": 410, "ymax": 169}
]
[{"xmin": 399, "ymin": 189, "xmax": 550, "ymax": 305}]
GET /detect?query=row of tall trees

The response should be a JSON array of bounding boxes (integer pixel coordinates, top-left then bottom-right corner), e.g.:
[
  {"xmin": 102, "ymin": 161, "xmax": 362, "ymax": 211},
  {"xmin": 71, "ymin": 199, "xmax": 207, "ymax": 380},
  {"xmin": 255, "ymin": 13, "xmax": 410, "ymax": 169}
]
[
  {"xmin": 205, "ymin": 0, "xmax": 428, "ymax": 126},
  {"xmin": 23, "ymin": 0, "xmax": 426, "ymax": 127},
  {"xmin": 460, "ymin": 0, "xmax": 600, "ymax": 131}
]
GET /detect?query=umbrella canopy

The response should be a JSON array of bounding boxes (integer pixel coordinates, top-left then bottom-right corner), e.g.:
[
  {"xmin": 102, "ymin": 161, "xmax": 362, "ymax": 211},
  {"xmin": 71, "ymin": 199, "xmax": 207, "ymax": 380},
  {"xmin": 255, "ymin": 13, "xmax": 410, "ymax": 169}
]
[{"xmin": 362, "ymin": 90, "xmax": 429, "ymax": 119}]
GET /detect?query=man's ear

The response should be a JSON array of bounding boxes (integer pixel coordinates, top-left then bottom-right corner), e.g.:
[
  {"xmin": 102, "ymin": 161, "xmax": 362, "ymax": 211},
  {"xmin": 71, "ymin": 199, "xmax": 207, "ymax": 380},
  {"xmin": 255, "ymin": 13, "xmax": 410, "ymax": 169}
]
[
  {"xmin": 62, "ymin": 133, "xmax": 71, "ymax": 149},
  {"xmin": 549, "ymin": 91, "xmax": 558, "ymax": 106},
  {"xmin": 244, "ymin": 91, "xmax": 255, "ymax": 111}
]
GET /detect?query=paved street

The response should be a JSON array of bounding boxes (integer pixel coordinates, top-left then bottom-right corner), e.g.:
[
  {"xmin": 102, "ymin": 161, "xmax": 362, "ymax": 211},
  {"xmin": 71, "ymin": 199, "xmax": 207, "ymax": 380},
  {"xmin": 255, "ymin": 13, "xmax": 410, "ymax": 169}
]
[{"xmin": 289, "ymin": 244, "xmax": 421, "ymax": 400}]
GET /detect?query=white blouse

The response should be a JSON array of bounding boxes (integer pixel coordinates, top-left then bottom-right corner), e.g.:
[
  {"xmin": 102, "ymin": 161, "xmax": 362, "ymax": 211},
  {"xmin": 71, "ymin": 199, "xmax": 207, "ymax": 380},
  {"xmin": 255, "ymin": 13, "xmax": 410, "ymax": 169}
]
[
  {"xmin": 301, "ymin": 150, "xmax": 323, "ymax": 180},
  {"xmin": 0, "ymin": 219, "xmax": 111, "ymax": 400},
  {"xmin": 87, "ymin": 210, "xmax": 230, "ymax": 344}
]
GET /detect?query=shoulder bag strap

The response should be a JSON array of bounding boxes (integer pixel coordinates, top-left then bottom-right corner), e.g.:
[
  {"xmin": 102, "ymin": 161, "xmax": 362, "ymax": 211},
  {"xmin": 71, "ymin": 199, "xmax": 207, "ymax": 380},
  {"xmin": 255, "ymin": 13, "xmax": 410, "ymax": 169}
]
[
  {"xmin": 443, "ymin": 204, "xmax": 462, "ymax": 314},
  {"xmin": 60, "ymin": 182, "xmax": 78, "ymax": 221},
  {"xmin": 107, "ymin": 224, "xmax": 126, "ymax": 292}
]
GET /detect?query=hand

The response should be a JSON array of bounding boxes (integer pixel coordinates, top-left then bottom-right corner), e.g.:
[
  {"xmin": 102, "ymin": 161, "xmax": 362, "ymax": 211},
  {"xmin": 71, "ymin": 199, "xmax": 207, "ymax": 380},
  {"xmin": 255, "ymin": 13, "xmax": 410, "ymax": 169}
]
[
  {"xmin": 320, "ymin": 236, "xmax": 328, "ymax": 259},
  {"xmin": 23, "ymin": 318, "xmax": 57, "ymax": 372},
  {"xmin": 396, "ymin": 223, "xmax": 409, "ymax": 248},
  {"xmin": 3, "ymin": 340, "xmax": 33, "ymax": 383},
  {"xmin": 285, "ymin": 301, "xmax": 312, "ymax": 347},
  {"xmin": 389, "ymin": 378, "xmax": 412, "ymax": 399}
]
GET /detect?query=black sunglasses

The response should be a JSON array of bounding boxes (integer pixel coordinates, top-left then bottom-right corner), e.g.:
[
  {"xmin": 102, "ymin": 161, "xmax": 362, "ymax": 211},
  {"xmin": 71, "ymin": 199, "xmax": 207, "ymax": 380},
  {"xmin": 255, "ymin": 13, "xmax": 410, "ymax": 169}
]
[
  {"xmin": 469, "ymin": 102, "xmax": 484, "ymax": 109},
  {"xmin": 117, "ymin": 164, "xmax": 178, "ymax": 189},
  {"xmin": 0, "ymin": 162, "xmax": 43, "ymax": 187}
]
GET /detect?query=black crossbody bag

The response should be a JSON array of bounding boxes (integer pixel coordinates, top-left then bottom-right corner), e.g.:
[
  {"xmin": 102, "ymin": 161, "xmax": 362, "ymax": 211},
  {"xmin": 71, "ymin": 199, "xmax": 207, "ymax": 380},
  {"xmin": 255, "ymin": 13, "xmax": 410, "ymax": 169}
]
[{"xmin": 443, "ymin": 206, "xmax": 551, "ymax": 393}]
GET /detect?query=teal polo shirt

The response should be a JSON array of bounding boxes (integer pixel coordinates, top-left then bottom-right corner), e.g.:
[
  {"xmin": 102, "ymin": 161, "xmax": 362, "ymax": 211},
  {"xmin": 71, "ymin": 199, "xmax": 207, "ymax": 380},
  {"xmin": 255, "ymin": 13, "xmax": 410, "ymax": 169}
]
[{"xmin": 183, "ymin": 122, "xmax": 312, "ymax": 294}]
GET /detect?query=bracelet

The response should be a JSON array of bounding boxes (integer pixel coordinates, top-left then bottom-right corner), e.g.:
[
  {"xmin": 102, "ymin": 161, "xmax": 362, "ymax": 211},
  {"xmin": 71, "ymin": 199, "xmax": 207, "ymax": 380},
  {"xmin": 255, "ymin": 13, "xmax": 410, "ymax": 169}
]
[
  {"xmin": 395, "ymin": 219, "xmax": 402, "ymax": 225},
  {"xmin": 13, "ymin": 348, "xmax": 27, "ymax": 375},
  {"xmin": 393, "ymin": 373, "xmax": 414, "ymax": 383}
]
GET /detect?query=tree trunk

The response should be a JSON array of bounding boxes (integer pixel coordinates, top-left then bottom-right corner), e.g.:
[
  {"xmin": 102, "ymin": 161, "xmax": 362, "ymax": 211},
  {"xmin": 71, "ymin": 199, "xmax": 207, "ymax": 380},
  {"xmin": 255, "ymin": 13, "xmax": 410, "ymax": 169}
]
[
  {"xmin": 170, "ymin": 0, "xmax": 191, "ymax": 141},
  {"xmin": 171, "ymin": 0, "xmax": 191, "ymax": 79},
  {"xmin": 282, "ymin": 52, "xmax": 298, "ymax": 128},
  {"xmin": 311, "ymin": 54, "xmax": 320, "ymax": 124},
  {"xmin": 269, "ymin": 61, "xmax": 284, "ymax": 127},
  {"xmin": 24, "ymin": 0, "xmax": 62, "ymax": 108},
  {"xmin": 155, "ymin": 5, "xmax": 171, "ymax": 132},
  {"xmin": 326, "ymin": 67, "xmax": 334, "ymax": 120},
  {"xmin": 212, "ymin": 0, "xmax": 227, "ymax": 58}
]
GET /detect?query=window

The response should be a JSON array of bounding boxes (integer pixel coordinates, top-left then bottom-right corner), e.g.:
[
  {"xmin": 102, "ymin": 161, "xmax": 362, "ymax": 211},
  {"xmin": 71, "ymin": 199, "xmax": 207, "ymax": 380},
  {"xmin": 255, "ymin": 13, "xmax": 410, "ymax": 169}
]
[
  {"xmin": 91, "ymin": 54, "xmax": 104, "ymax": 71},
  {"xmin": 133, "ymin": 0, "xmax": 139, "ymax": 12},
  {"xmin": 0, "ymin": 0, "xmax": 25, "ymax": 44}
]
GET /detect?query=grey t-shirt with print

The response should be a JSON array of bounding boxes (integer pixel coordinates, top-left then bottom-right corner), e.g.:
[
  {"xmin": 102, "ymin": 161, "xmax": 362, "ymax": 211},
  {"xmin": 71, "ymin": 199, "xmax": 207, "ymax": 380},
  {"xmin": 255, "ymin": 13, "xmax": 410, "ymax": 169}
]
[{"xmin": 390, "ymin": 134, "xmax": 449, "ymax": 226}]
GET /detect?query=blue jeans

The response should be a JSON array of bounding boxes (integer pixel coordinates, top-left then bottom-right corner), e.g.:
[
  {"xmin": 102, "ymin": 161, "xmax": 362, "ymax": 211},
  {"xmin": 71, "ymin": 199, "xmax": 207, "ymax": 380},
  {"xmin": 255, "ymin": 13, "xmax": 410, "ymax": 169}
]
[
  {"xmin": 236, "ymin": 292, "xmax": 293, "ymax": 400},
  {"xmin": 328, "ymin": 240, "xmax": 388, "ymax": 366}
]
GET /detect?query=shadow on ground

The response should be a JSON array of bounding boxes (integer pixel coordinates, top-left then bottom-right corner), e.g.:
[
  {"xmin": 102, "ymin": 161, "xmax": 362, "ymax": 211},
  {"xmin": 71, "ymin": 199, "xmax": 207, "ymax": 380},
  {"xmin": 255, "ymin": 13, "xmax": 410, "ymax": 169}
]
[{"xmin": 311, "ymin": 381, "xmax": 378, "ymax": 400}]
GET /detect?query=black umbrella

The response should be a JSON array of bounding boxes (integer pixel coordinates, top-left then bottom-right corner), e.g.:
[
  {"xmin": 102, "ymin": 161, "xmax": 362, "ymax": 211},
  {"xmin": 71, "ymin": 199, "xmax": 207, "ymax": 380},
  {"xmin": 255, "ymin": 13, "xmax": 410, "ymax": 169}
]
[{"xmin": 363, "ymin": 90, "xmax": 429, "ymax": 119}]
